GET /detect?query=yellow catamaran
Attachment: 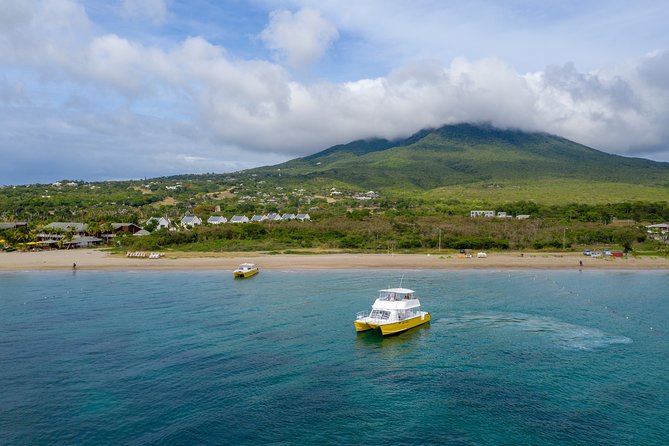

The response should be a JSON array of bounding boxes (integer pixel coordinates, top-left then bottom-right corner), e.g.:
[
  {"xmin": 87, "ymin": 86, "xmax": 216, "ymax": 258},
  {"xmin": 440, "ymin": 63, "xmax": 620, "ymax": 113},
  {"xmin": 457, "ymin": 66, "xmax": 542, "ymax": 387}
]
[
  {"xmin": 233, "ymin": 263, "xmax": 259, "ymax": 278},
  {"xmin": 354, "ymin": 287, "xmax": 431, "ymax": 335}
]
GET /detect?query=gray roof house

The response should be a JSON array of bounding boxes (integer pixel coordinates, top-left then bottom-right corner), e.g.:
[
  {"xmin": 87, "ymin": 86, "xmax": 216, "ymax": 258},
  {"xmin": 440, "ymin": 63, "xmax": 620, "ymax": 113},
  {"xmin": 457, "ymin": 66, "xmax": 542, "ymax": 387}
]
[
  {"xmin": 207, "ymin": 216, "xmax": 228, "ymax": 225},
  {"xmin": 295, "ymin": 213, "xmax": 311, "ymax": 221},
  {"xmin": 181, "ymin": 215, "xmax": 202, "ymax": 227},
  {"xmin": 230, "ymin": 215, "xmax": 249, "ymax": 223},
  {"xmin": 281, "ymin": 213, "xmax": 296, "ymax": 220},
  {"xmin": 266, "ymin": 213, "xmax": 282, "ymax": 221},
  {"xmin": 250, "ymin": 214, "xmax": 267, "ymax": 222}
]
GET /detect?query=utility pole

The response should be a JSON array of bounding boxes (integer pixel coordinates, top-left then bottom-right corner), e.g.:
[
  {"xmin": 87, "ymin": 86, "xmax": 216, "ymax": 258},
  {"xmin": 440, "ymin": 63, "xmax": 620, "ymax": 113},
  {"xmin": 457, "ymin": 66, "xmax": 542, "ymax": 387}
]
[
  {"xmin": 563, "ymin": 227, "xmax": 568, "ymax": 250},
  {"xmin": 438, "ymin": 228, "xmax": 442, "ymax": 252}
]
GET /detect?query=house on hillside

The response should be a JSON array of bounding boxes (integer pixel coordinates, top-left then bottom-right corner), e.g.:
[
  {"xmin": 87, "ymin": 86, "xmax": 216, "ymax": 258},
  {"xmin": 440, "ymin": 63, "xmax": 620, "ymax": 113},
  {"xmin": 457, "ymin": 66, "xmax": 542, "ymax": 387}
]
[
  {"xmin": 111, "ymin": 223, "xmax": 143, "ymax": 234},
  {"xmin": 207, "ymin": 216, "xmax": 228, "ymax": 225},
  {"xmin": 250, "ymin": 214, "xmax": 267, "ymax": 222},
  {"xmin": 296, "ymin": 213, "xmax": 311, "ymax": 221},
  {"xmin": 266, "ymin": 213, "xmax": 282, "ymax": 221},
  {"xmin": 146, "ymin": 217, "xmax": 171, "ymax": 230},
  {"xmin": 281, "ymin": 213, "xmax": 296, "ymax": 220},
  {"xmin": 100, "ymin": 223, "xmax": 143, "ymax": 243},
  {"xmin": 230, "ymin": 215, "xmax": 249, "ymax": 223},
  {"xmin": 181, "ymin": 215, "xmax": 202, "ymax": 227},
  {"xmin": 646, "ymin": 223, "xmax": 669, "ymax": 242}
]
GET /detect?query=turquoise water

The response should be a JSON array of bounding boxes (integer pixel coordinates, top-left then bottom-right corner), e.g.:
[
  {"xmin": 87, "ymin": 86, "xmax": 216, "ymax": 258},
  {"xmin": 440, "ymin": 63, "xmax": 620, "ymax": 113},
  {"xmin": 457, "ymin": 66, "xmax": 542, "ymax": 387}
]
[{"xmin": 1, "ymin": 269, "xmax": 668, "ymax": 445}]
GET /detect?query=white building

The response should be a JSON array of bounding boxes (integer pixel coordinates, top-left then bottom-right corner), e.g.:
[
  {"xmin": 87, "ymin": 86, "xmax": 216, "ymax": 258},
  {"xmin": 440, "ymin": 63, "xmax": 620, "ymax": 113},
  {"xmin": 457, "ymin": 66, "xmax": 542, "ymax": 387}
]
[
  {"xmin": 146, "ymin": 217, "xmax": 171, "ymax": 230},
  {"xmin": 230, "ymin": 215, "xmax": 250, "ymax": 223},
  {"xmin": 470, "ymin": 210, "xmax": 496, "ymax": 218},
  {"xmin": 207, "ymin": 216, "xmax": 228, "ymax": 225},
  {"xmin": 181, "ymin": 215, "xmax": 202, "ymax": 227}
]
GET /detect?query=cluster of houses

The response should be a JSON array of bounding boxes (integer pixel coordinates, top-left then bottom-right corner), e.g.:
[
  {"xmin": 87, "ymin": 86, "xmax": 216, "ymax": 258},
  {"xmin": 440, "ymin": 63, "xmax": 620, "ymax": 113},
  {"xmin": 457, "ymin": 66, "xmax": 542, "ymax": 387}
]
[
  {"xmin": 0, "ymin": 212, "xmax": 313, "ymax": 250},
  {"xmin": 470, "ymin": 210, "xmax": 530, "ymax": 219},
  {"xmin": 149, "ymin": 212, "xmax": 311, "ymax": 229}
]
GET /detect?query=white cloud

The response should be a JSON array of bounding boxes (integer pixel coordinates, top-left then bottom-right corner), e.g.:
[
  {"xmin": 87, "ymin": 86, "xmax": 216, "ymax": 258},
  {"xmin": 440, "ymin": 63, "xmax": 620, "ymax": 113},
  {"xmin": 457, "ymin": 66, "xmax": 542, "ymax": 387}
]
[{"xmin": 260, "ymin": 8, "xmax": 339, "ymax": 71}]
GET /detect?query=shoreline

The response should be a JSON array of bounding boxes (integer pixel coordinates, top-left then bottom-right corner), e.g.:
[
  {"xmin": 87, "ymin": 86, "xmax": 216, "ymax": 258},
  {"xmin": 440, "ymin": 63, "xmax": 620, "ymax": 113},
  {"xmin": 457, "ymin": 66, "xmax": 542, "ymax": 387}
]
[{"xmin": 0, "ymin": 249, "xmax": 667, "ymax": 271}]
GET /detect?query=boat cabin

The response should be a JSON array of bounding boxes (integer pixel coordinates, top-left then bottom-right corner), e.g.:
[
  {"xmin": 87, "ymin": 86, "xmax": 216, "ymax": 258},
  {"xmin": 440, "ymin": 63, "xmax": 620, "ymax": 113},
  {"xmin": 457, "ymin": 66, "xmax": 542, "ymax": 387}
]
[{"xmin": 378, "ymin": 288, "xmax": 415, "ymax": 301}]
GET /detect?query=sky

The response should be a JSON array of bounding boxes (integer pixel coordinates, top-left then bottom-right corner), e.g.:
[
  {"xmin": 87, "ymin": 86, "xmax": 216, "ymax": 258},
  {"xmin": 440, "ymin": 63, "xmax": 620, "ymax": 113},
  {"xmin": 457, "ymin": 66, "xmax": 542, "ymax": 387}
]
[{"xmin": 1, "ymin": 0, "xmax": 668, "ymax": 185}]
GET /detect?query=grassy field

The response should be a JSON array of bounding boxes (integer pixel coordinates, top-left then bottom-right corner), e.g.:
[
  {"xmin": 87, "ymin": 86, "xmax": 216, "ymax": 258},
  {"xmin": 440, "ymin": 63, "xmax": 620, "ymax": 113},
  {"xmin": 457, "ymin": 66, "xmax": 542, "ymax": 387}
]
[{"xmin": 419, "ymin": 179, "xmax": 669, "ymax": 205}]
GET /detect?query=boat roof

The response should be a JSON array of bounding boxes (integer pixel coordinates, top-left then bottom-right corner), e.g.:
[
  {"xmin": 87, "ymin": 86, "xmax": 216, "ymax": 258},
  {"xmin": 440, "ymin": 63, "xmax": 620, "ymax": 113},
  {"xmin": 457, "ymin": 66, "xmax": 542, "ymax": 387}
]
[
  {"xmin": 238, "ymin": 263, "xmax": 256, "ymax": 267},
  {"xmin": 379, "ymin": 287, "xmax": 414, "ymax": 294}
]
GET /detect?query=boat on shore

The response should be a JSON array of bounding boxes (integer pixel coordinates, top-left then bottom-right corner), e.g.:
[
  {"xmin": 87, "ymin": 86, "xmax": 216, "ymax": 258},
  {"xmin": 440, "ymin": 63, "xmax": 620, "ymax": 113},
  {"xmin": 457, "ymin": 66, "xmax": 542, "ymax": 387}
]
[
  {"xmin": 354, "ymin": 287, "xmax": 430, "ymax": 335},
  {"xmin": 233, "ymin": 263, "xmax": 259, "ymax": 278}
]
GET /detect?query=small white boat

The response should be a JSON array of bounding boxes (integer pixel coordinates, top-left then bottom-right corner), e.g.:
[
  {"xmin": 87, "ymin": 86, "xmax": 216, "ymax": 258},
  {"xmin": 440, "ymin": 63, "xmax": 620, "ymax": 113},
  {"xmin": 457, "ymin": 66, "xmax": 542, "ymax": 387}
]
[
  {"xmin": 233, "ymin": 263, "xmax": 259, "ymax": 278},
  {"xmin": 354, "ymin": 287, "xmax": 431, "ymax": 335}
]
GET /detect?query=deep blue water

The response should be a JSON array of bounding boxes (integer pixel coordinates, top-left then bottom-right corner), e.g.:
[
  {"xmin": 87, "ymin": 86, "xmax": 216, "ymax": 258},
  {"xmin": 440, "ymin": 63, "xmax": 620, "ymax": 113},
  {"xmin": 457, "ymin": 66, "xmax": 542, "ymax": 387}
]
[{"xmin": 1, "ymin": 269, "xmax": 668, "ymax": 445}]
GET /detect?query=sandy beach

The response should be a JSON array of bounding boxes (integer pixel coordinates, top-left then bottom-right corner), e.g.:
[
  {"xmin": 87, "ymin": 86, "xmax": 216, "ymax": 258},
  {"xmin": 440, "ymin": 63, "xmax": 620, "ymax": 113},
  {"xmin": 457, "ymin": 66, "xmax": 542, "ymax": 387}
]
[{"xmin": 0, "ymin": 249, "xmax": 667, "ymax": 271}]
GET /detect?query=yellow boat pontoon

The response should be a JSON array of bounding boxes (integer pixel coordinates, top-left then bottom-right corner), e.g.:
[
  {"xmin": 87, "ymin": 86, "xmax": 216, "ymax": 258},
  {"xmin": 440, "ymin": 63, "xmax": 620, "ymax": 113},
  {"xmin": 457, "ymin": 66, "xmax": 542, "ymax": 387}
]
[
  {"xmin": 354, "ymin": 287, "xmax": 430, "ymax": 336},
  {"xmin": 233, "ymin": 263, "xmax": 259, "ymax": 278}
]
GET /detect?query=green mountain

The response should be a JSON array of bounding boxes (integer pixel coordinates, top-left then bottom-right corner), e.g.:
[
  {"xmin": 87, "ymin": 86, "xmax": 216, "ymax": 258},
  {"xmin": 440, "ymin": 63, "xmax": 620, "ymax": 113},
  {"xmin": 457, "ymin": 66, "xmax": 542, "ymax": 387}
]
[{"xmin": 249, "ymin": 123, "xmax": 669, "ymax": 203}]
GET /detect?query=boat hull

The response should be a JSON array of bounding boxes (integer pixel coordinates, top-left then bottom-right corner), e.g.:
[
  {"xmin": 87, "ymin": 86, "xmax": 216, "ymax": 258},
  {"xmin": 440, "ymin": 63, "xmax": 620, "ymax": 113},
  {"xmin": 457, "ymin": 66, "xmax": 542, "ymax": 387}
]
[
  {"xmin": 354, "ymin": 321, "xmax": 375, "ymax": 332},
  {"xmin": 233, "ymin": 269, "xmax": 258, "ymax": 278},
  {"xmin": 354, "ymin": 313, "xmax": 430, "ymax": 335},
  {"xmin": 380, "ymin": 313, "xmax": 430, "ymax": 335}
]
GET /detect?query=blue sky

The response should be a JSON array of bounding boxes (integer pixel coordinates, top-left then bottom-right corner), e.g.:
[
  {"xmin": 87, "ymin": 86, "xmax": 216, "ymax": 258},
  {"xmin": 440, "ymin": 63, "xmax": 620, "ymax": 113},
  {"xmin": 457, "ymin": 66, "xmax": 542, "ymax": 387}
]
[{"xmin": 1, "ymin": 0, "xmax": 669, "ymax": 185}]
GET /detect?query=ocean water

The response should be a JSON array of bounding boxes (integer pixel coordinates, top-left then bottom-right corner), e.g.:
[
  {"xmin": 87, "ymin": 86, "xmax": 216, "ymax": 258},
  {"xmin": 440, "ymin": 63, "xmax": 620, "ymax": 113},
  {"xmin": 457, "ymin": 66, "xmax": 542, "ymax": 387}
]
[{"xmin": 1, "ymin": 269, "xmax": 668, "ymax": 445}]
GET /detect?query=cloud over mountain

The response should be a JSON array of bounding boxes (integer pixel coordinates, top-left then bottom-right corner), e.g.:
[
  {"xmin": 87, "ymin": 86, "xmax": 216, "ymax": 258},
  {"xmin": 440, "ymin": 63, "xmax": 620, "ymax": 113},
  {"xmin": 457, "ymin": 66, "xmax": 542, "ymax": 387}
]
[{"xmin": 0, "ymin": 0, "xmax": 668, "ymax": 184}]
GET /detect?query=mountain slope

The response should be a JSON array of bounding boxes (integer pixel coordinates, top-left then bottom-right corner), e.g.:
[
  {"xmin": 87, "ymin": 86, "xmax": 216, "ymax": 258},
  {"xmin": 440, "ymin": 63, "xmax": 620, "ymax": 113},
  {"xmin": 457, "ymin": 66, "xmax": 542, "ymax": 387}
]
[{"xmin": 248, "ymin": 123, "xmax": 669, "ymax": 197}]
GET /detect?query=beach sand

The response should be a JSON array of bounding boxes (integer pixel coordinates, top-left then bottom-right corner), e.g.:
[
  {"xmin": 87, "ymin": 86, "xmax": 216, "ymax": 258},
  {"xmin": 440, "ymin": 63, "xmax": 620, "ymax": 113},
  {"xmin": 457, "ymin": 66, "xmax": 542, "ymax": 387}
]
[{"xmin": 0, "ymin": 249, "xmax": 667, "ymax": 271}]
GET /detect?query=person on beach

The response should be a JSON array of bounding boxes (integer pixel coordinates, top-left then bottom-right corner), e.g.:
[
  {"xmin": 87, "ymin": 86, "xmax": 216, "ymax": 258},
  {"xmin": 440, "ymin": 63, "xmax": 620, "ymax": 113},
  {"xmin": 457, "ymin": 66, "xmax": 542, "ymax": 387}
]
[{"xmin": 72, "ymin": 262, "xmax": 77, "ymax": 270}]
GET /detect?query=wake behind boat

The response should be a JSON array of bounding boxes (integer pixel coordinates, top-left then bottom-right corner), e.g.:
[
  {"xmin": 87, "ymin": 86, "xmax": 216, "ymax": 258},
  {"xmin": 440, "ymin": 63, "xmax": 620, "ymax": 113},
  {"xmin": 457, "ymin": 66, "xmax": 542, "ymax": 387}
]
[
  {"xmin": 354, "ymin": 287, "xmax": 430, "ymax": 335},
  {"xmin": 233, "ymin": 263, "xmax": 259, "ymax": 278}
]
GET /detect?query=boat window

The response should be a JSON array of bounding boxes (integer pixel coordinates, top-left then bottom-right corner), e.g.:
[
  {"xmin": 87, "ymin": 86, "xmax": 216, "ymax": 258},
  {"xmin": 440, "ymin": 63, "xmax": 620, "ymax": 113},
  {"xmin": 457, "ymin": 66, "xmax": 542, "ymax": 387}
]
[{"xmin": 370, "ymin": 310, "xmax": 390, "ymax": 319}]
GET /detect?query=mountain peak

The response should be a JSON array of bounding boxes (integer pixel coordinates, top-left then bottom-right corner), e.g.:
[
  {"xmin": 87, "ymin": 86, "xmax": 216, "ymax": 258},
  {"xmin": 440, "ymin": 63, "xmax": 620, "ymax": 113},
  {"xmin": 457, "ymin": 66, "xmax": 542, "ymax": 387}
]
[{"xmin": 250, "ymin": 123, "xmax": 669, "ymax": 193}]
